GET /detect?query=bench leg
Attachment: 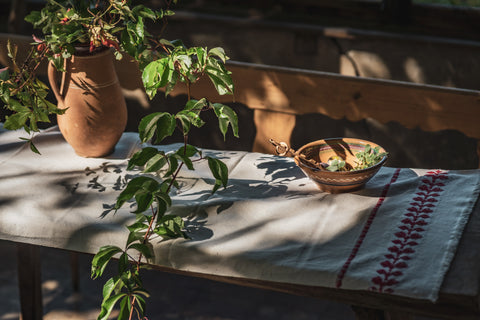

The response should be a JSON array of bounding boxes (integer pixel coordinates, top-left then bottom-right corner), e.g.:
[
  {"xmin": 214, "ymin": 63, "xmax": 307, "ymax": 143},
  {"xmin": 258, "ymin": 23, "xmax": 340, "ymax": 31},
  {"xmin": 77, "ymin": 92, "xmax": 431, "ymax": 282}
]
[{"xmin": 16, "ymin": 243, "xmax": 43, "ymax": 320}]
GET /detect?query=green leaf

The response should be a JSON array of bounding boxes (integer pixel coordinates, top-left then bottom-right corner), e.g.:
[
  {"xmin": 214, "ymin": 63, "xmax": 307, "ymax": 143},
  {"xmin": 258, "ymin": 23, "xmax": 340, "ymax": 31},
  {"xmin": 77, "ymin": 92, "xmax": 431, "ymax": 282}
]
[
  {"xmin": 352, "ymin": 144, "xmax": 387, "ymax": 170},
  {"xmin": 97, "ymin": 293, "xmax": 126, "ymax": 320},
  {"xmin": 178, "ymin": 144, "xmax": 200, "ymax": 157},
  {"xmin": 101, "ymin": 276, "xmax": 124, "ymax": 301},
  {"xmin": 91, "ymin": 245, "xmax": 123, "ymax": 279},
  {"xmin": 24, "ymin": 10, "xmax": 41, "ymax": 24},
  {"xmin": 155, "ymin": 215, "xmax": 187, "ymax": 239},
  {"xmin": 3, "ymin": 112, "xmax": 30, "ymax": 130},
  {"xmin": 209, "ymin": 47, "xmax": 228, "ymax": 63},
  {"xmin": 154, "ymin": 191, "xmax": 171, "ymax": 217},
  {"xmin": 212, "ymin": 103, "xmax": 239, "ymax": 139},
  {"xmin": 206, "ymin": 156, "xmax": 229, "ymax": 193},
  {"xmin": 142, "ymin": 58, "xmax": 174, "ymax": 99},
  {"xmin": 135, "ymin": 17, "xmax": 145, "ymax": 39},
  {"xmin": 196, "ymin": 47, "xmax": 207, "ymax": 65},
  {"xmin": 206, "ymin": 57, "xmax": 234, "ymax": 95},
  {"xmin": 118, "ymin": 296, "xmax": 131, "ymax": 320},
  {"xmin": 133, "ymin": 292, "xmax": 147, "ymax": 316},
  {"xmin": 29, "ymin": 140, "xmax": 41, "ymax": 154},
  {"xmin": 121, "ymin": 29, "xmax": 137, "ymax": 58},
  {"xmin": 175, "ymin": 110, "xmax": 205, "ymax": 135},
  {"xmin": 174, "ymin": 153, "xmax": 194, "ymax": 170},
  {"xmin": 0, "ymin": 68, "xmax": 9, "ymax": 81},
  {"xmin": 136, "ymin": 6, "xmax": 157, "ymax": 20},
  {"xmin": 165, "ymin": 155, "xmax": 178, "ymax": 177},
  {"xmin": 128, "ymin": 243, "xmax": 154, "ymax": 259},
  {"xmin": 164, "ymin": 71, "xmax": 179, "ymax": 97},
  {"xmin": 144, "ymin": 153, "xmax": 168, "ymax": 173},
  {"xmin": 326, "ymin": 159, "xmax": 346, "ymax": 172},
  {"xmin": 133, "ymin": 189, "xmax": 155, "ymax": 213},
  {"xmin": 175, "ymin": 54, "xmax": 192, "ymax": 69},
  {"xmin": 118, "ymin": 252, "xmax": 130, "ymax": 275},
  {"xmin": 128, "ymin": 147, "xmax": 160, "ymax": 170},
  {"xmin": 115, "ymin": 176, "xmax": 160, "ymax": 212},
  {"xmin": 126, "ymin": 221, "xmax": 149, "ymax": 245},
  {"xmin": 175, "ymin": 113, "xmax": 191, "ymax": 135},
  {"xmin": 138, "ymin": 112, "xmax": 175, "ymax": 144}
]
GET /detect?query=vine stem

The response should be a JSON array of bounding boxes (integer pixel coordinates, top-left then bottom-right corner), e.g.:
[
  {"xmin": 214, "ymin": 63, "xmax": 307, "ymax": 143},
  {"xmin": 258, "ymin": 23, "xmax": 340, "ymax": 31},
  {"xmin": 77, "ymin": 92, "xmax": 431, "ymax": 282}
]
[
  {"xmin": 127, "ymin": 157, "xmax": 186, "ymax": 319},
  {"xmin": 129, "ymin": 295, "xmax": 136, "ymax": 320},
  {"xmin": 128, "ymin": 55, "xmax": 192, "ymax": 319},
  {"xmin": 11, "ymin": 47, "xmax": 48, "ymax": 94},
  {"xmin": 127, "ymin": 203, "xmax": 156, "ymax": 320}
]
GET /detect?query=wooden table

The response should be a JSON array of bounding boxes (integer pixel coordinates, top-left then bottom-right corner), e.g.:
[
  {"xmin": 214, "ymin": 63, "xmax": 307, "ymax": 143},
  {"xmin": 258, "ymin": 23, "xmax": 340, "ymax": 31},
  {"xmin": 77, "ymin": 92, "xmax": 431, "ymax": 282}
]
[
  {"xmin": 2, "ymin": 127, "xmax": 479, "ymax": 320},
  {"xmin": 13, "ymin": 195, "xmax": 480, "ymax": 320}
]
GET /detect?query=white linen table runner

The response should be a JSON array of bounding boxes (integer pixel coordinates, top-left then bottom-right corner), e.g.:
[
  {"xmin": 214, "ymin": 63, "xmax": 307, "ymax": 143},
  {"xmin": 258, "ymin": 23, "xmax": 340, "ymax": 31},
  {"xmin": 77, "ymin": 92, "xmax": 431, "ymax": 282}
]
[{"xmin": 1, "ymin": 125, "xmax": 479, "ymax": 302}]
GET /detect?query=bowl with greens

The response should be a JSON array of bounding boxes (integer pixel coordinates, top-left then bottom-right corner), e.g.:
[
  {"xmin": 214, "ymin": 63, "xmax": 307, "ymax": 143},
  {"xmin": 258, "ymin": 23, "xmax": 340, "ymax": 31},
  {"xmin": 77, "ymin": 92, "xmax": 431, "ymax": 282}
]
[{"xmin": 293, "ymin": 138, "xmax": 388, "ymax": 193}]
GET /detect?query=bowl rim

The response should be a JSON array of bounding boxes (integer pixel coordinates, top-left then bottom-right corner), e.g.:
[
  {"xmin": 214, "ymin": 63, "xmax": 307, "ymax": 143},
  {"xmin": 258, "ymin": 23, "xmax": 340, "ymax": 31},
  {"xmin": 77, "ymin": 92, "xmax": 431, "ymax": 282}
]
[{"xmin": 294, "ymin": 137, "xmax": 388, "ymax": 174}]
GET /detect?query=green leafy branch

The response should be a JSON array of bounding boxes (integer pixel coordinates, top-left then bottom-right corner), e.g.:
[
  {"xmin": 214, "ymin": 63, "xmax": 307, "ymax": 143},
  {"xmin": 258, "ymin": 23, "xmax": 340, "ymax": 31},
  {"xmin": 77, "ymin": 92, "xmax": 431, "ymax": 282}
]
[
  {"xmin": 91, "ymin": 39, "xmax": 238, "ymax": 320},
  {"xmin": 1, "ymin": 0, "xmax": 174, "ymax": 151},
  {"xmin": 0, "ymin": 1, "xmax": 238, "ymax": 318},
  {"xmin": 0, "ymin": 41, "xmax": 66, "ymax": 153},
  {"xmin": 142, "ymin": 40, "xmax": 234, "ymax": 99}
]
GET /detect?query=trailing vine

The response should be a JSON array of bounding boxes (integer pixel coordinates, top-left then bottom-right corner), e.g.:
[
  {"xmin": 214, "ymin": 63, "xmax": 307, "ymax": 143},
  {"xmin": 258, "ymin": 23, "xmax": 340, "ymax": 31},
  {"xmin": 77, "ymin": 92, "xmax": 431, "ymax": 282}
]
[
  {"xmin": 0, "ymin": 1, "xmax": 237, "ymax": 319},
  {"xmin": 90, "ymin": 22, "xmax": 238, "ymax": 320}
]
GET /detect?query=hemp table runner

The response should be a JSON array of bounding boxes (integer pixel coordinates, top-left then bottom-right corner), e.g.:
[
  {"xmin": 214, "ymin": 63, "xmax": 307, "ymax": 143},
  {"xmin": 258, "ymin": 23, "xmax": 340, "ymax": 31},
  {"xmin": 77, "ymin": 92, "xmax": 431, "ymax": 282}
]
[{"xmin": 1, "ymin": 125, "xmax": 479, "ymax": 302}]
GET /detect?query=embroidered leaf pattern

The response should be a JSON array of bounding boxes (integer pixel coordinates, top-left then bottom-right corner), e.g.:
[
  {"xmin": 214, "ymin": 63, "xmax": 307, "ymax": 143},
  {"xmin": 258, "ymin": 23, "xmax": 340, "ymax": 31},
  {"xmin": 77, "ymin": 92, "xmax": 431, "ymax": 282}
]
[{"xmin": 369, "ymin": 170, "xmax": 448, "ymax": 293}]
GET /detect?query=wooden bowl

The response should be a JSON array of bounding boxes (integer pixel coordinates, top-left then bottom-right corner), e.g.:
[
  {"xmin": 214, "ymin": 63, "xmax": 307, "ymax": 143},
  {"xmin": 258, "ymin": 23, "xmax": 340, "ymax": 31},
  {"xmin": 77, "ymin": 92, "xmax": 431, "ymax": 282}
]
[{"xmin": 294, "ymin": 138, "xmax": 387, "ymax": 193}]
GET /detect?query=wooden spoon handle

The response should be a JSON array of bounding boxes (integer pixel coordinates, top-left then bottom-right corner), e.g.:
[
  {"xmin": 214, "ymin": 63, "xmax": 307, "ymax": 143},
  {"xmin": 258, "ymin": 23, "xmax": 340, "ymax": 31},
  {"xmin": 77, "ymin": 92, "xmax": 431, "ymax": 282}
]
[
  {"xmin": 269, "ymin": 139, "xmax": 295, "ymax": 157},
  {"xmin": 269, "ymin": 139, "xmax": 327, "ymax": 170}
]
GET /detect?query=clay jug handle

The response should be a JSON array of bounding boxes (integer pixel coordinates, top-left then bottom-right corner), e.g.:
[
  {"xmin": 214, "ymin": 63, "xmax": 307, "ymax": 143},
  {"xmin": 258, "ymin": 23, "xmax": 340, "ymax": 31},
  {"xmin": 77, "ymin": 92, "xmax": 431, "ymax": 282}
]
[{"xmin": 47, "ymin": 61, "xmax": 64, "ymax": 105}]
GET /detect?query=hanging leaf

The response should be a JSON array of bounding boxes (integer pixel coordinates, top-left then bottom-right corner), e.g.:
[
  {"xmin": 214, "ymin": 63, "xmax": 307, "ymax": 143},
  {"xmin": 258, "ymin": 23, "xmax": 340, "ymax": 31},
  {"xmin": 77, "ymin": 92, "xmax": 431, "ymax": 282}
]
[
  {"xmin": 205, "ymin": 56, "xmax": 234, "ymax": 96},
  {"xmin": 138, "ymin": 112, "xmax": 175, "ymax": 143},
  {"xmin": 128, "ymin": 243, "xmax": 154, "ymax": 259},
  {"xmin": 118, "ymin": 296, "xmax": 132, "ymax": 320},
  {"xmin": 91, "ymin": 245, "xmax": 124, "ymax": 279},
  {"xmin": 209, "ymin": 47, "xmax": 228, "ymax": 63},
  {"xmin": 212, "ymin": 103, "xmax": 239, "ymax": 139},
  {"xmin": 97, "ymin": 293, "xmax": 127, "ymax": 320}
]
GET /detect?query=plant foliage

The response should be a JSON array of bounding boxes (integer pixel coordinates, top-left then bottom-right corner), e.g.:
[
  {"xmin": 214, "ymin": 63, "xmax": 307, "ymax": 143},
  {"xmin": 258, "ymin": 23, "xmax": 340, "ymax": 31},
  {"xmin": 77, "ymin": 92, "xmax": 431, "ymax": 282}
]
[
  {"xmin": 326, "ymin": 145, "xmax": 387, "ymax": 172},
  {"xmin": 0, "ymin": 1, "xmax": 239, "ymax": 319}
]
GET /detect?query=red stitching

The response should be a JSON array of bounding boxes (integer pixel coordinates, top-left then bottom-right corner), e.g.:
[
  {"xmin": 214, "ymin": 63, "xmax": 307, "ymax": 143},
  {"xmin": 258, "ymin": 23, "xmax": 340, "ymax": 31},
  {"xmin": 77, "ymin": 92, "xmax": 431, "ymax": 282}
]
[
  {"xmin": 335, "ymin": 168, "xmax": 401, "ymax": 288},
  {"xmin": 369, "ymin": 170, "xmax": 448, "ymax": 293}
]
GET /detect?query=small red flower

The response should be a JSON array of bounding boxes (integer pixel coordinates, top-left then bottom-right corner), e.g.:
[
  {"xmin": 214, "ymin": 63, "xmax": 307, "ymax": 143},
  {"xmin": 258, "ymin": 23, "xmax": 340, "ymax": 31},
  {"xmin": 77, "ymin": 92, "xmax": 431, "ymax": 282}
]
[
  {"xmin": 103, "ymin": 39, "xmax": 120, "ymax": 50},
  {"xmin": 36, "ymin": 43, "xmax": 46, "ymax": 52}
]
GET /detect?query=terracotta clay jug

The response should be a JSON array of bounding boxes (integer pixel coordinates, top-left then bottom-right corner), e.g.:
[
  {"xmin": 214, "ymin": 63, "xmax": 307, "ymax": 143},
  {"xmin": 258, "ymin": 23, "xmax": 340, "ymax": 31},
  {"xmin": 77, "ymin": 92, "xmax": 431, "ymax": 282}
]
[{"xmin": 48, "ymin": 48, "xmax": 127, "ymax": 157}]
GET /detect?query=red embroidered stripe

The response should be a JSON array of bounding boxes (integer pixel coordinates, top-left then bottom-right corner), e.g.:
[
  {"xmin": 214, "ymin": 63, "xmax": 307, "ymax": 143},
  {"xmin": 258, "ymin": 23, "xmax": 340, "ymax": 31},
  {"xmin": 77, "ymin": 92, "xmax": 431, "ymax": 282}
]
[
  {"xmin": 369, "ymin": 170, "xmax": 448, "ymax": 293},
  {"xmin": 336, "ymin": 168, "xmax": 401, "ymax": 288}
]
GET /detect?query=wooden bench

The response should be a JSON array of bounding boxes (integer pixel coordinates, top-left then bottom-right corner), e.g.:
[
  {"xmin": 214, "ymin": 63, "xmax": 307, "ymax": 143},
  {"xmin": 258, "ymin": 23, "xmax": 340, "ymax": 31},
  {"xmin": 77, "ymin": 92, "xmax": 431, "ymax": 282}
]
[{"xmin": 172, "ymin": 60, "xmax": 480, "ymax": 168}]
